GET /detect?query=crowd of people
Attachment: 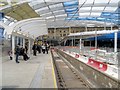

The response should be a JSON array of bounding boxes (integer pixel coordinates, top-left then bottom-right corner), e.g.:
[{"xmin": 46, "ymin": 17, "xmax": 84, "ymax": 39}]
[
  {"xmin": 9, "ymin": 41, "xmax": 50, "ymax": 63},
  {"xmin": 32, "ymin": 42, "xmax": 50, "ymax": 56}
]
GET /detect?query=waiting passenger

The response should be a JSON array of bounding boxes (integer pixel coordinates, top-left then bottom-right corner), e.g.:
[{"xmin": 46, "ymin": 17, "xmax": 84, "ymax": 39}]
[
  {"xmin": 41, "ymin": 44, "xmax": 46, "ymax": 54},
  {"xmin": 37, "ymin": 43, "xmax": 41, "ymax": 54},
  {"xmin": 21, "ymin": 47, "xmax": 30, "ymax": 61},
  {"xmin": 15, "ymin": 43, "xmax": 21, "ymax": 63},
  {"xmin": 32, "ymin": 42, "xmax": 37, "ymax": 56},
  {"xmin": 45, "ymin": 43, "xmax": 49, "ymax": 54}
]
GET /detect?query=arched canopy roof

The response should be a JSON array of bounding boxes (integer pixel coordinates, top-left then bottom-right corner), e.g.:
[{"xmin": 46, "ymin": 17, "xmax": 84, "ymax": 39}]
[
  {"xmin": 12, "ymin": 17, "xmax": 48, "ymax": 38},
  {"xmin": 0, "ymin": 0, "xmax": 119, "ymax": 38}
]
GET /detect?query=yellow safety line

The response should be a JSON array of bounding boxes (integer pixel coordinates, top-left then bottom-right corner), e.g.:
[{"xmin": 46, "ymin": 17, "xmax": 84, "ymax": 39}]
[{"xmin": 50, "ymin": 51, "xmax": 57, "ymax": 88}]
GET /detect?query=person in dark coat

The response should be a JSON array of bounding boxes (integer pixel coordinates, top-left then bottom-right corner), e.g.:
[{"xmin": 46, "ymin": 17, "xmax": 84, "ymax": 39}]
[
  {"xmin": 15, "ymin": 43, "xmax": 21, "ymax": 63},
  {"xmin": 45, "ymin": 43, "xmax": 49, "ymax": 54},
  {"xmin": 32, "ymin": 42, "xmax": 37, "ymax": 56},
  {"xmin": 25, "ymin": 45, "xmax": 28, "ymax": 54},
  {"xmin": 21, "ymin": 47, "xmax": 30, "ymax": 61}
]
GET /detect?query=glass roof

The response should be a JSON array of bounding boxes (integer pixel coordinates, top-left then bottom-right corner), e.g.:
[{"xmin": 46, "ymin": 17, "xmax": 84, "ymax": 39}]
[{"xmin": 0, "ymin": 0, "xmax": 119, "ymax": 28}]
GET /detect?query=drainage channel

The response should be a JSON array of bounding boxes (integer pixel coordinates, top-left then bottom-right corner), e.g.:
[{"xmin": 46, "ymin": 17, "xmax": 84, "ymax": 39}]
[{"xmin": 51, "ymin": 50, "xmax": 91, "ymax": 90}]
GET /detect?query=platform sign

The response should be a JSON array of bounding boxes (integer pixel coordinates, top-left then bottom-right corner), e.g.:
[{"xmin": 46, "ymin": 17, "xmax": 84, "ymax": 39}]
[{"xmin": 0, "ymin": 12, "xmax": 4, "ymax": 21}]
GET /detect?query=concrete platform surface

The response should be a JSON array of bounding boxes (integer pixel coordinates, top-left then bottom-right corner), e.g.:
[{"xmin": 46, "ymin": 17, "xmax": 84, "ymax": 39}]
[{"xmin": 2, "ymin": 52, "xmax": 57, "ymax": 88}]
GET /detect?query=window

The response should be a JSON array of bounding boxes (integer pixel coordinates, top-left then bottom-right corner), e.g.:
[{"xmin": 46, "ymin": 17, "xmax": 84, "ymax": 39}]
[
  {"xmin": 63, "ymin": 34, "xmax": 66, "ymax": 36},
  {"xmin": 52, "ymin": 31, "xmax": 54, "ymax": 33},
  {"xmin": 60, "ymin": 34, "xmax": 62, "ymax": 37}
]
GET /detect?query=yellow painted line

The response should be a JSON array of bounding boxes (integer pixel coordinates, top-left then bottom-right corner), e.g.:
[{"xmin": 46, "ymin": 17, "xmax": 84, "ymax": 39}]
[{"xmin": 50, "ymin": 51, "xmax": 57, "ymax": 88}]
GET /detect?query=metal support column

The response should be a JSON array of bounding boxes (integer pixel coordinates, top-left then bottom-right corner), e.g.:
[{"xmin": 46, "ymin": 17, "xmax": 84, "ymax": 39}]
[
  {"xmin": 111, "ymin": 21, "xmax": 113, "ymax": 30},
  {"xmin": 54, "ymin": 28, "xmax": 56, "ymax": 39},
  {"xmin": 16, "ymin": 36, "xmax": 19, "ymax": 45},
  {"xmin": 95, "ymin": 29, "xmax": 97, "ymax": 60},
  {"xmin": 104, "ymin": 20, "xmax": 106, "ymax": 30},
  {"xmin": 72, "ymin": 37, "xmax": 73, "ymax": 46},
  {"xmin": 74, "ymin": 36, "xmax": 75, "ymax": 46},
  {"xmin": 64, "ymin": 40, "xmax": 66, "ymax": 46},
  {"xmin": 23, "ymin": 38, "xmax": 25, "ymax": 48},
  {"xmin": 114, "ymin": 32, "xmax": 117, "ymax": 53},
  {"xmin": 95, "ymin": 29, "xmax": 97, "ymax": 49},
  {"xmin": 0, "ymin": 40, "xmax": 2, "ymax": 89},
  {"xmin": 114, "ymin": 32, "xmax": 118, "ymax": 62},
  {"xmin": 79, "ymin": 39, "xmax": 82, "ymax": 53},
  {"xmin": 85, "ymin": 25, "xmax": 87, "ymax": 32},
  {"xmin": 69, "ymin": 27, "xmax": 71, "ymax": 34},
  {"xmin": 12, "ymin": 35, "xmax": 15, "ymax": 60}
]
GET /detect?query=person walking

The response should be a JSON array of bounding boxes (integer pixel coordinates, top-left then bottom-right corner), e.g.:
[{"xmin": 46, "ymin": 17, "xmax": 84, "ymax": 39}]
[
  {"xmin": 32, "ymin": 42, "xmax": 37, "ymax": 56},
  {"xmin": 15, "ymin": 43, "xmax": 21, "ymax": 63},
  {"xmin": 37, "ymin": 43, "xmax": 41, "ymax": 54},
  {"xmin": 45, "ymin": 43, "xmax": 49, "ymax": 54}
]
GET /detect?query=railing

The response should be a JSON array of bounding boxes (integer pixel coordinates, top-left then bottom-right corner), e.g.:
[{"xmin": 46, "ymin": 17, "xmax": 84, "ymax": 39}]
[
  {"xmin": 58, "ymin": 46, "xmax": 119, "ymax": 65},
  {"xmin": 56, "ymin": 49, "xmax": 120, "ymax": 88}
]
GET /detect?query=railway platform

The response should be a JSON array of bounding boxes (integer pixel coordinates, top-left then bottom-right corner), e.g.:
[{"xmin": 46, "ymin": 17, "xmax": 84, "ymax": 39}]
[{"xmin": 2, "ymin": 52, "xmax": 57, "ymax": 88}]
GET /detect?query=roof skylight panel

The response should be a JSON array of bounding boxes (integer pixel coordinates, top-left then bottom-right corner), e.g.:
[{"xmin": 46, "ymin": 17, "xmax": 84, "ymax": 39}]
[
  {"xmin": 29, "ymin": 0, "xmax": 44, "ymax": 7},
  {"xmin": 67, "ymin": 13, "xmax": 79, "ymax": 17},
  {"xmin": 92, "ymin": 7, "xmax": 105, "ymax": 11},
  {"xmin": 63, "ymin": 0, "xmax": 78, "ymax": 7},
  {"xmin": 40, "ymin": 12, "xmax": 53, "ymax": 17},
  {"xmin": 91, "ymin": 12, "xmax": 101, "ymax": 17},
  {"xmin": 55, "ymin": 14, "xmax": 67, "ymax": 17},
  {"xmin": 101, "ymin": 12, "xmax": 111, "ymax": 18},
  {"xmin": 49, "ymin": 3, "xmax": 63, "ymax": 8},
  {"xmin": 45, "ymin": 0, "xmax": 69, "ymax": 2},
  {"xmin": 65, "ymin": 7, "xmax": 78, "ymax": 12},
  {"xmin": 115, "ymin": 8, "xmax": 120, "ymax": 13},
  {"xmin": 86, "ymin": 17, "xmax": 96, "ymax": 20},
  {"xmin": 49, "ymin": 6, "xmax": 64, "ymax": 11},
  {"xmin": 32, "ymin": 3, "xmax": 46, "ymax": 10},
  {"xmin": 79, "ymin": 12, "xmax": 90, "ymax": 17},
  {"xmin": 112, "ymin": 13, "xmax": 118, "ymax": 17},
  {"xmin": 35, "ymin": 7, "xmax": 50, "ymax": 14},
  {"xmin": 104, "ymin": 7, "xmax": 118, "ymax": 12},
  {"xmin": 111, "ymin": 14, "xmax": 118, "ymax": 19},
  {"xmin": 46, "ymin": 16, "xmax": 55, "ymax": 19},
  {"xmin": 94, "ymin": 0, "xmax": 109, "ymax": 4},
  {"xmin": 29, "ymin": 1, "xmax": 38, "ymax": 7},
  {"xmin": 55, "ymin": 17, "xmax": 65, "ymax": 20},
  {"xmin": 106, "ymin": 18, "xmax": 112, "ymax": 22},
  {"xmin": 79, "ymin": 0, "xmax": 86, "ymax": 4},
  {"xmin": 53, "ymin": 10, "xmax": 65, "ymax": 15},
  {"xmin": 85, "ymin": 0, "xmax": 94, "ymax": 4},
  {"xmin": 110, "ymin": 0, "xmax": 120, "ymax": 3},
  {"xmin": 65, "ymin": 17, "xmax": 77, "ymax": 20},
  {"xmin": 79, "ymin": 7, "xmax": 91, "ymax": 11},
  {"xmin": 35, "ymin": 7, "xmax": 49, "ymax": 12},
  {"xmin": 96, "ymin": 17, "xmax": 106, "ymax": 21}
]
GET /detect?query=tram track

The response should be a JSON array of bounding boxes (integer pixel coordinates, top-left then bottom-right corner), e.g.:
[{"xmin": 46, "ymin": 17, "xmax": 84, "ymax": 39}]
[{"xmin": 51, "ymin": 50, "xmax": 92, "ymax": 89}]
